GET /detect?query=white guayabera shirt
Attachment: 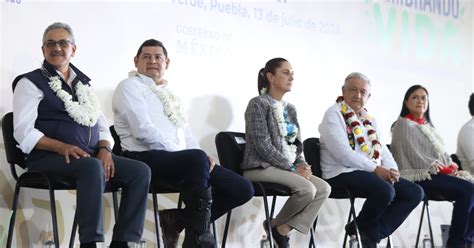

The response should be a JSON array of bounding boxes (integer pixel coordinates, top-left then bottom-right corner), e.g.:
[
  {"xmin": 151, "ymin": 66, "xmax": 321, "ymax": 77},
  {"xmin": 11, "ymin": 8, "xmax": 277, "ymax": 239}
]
[{"xmin": 112, "ymin": 73, "xmax": 199, "ymax": 152}]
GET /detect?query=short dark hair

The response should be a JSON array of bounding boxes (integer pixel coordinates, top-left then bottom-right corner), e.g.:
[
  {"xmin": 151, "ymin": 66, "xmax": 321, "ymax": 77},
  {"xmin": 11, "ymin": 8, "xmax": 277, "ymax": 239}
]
[
  {"xmin": 135, "ymin": 39, "xmax": 168, "ymax": 58},
  {"xmin": 469, "ymin": 93, "xmax": 474, "ymax": 116},
  {"xmin": 399, "ymin": 85, "xmax": 432, "ymax": 124},
  {"xmin": 257, "ymin": 58, "xmax": 288, "ymax": 95}
]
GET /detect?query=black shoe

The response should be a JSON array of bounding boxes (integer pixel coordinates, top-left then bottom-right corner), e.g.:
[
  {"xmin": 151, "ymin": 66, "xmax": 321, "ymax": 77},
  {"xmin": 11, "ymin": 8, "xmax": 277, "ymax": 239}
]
[
  {"xmin": 109, "ymin": 241, "xmax": 128, "ymax": 248},
  {"xmin": 80, "ymin": 242, "xmax": 96, "ymax": 248},
  {"xmin": 360, "ymin": 231, "xmax": 376, "ymax": 248},
  {"xmin": 271, "ymin": 226, "xmax": 290, "ymax": 248},
  {"xmin": 159, "ymin": 209, "xmax": 185, "ymax": 248},
  {"xmin": 182, "ymin": 187, "xmax": 216, "ymax": 248},
  {"xmin": 345, "ymin": 221, "xmax": 358, "ymax": 236}
]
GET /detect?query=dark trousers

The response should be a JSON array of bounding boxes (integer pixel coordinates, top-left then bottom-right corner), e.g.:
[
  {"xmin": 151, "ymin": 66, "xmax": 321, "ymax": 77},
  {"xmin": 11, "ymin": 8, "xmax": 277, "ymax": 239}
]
[
  {"xmin": 327, "ymin": 170, "xmax": 424, "ymax": 242},
  {"xmin": 417, "ymin": 174, "xmax": 474, "ymax": 247},
  {"xmin": 124, "ymin": 149, "xmax": 254, "ymax": 221},
  {"xmin": 27, "ymin": 154, "xmax": 151, "ymax": 243}
]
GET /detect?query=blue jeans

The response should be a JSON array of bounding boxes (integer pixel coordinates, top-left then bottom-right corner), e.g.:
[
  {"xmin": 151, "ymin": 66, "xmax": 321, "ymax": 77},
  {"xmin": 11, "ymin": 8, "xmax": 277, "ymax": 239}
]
[
  {"xmin": 125, "ymin": 149, "xmax": 254, "ymax": 221},
  {"xmin": 327, "ymin": 170, "xmax": 424, "ymax": 242},
  {"xmin": 417, "ymin": 174, "xmax": 474, "ymax": 247},
  {"xmin": 27, "ymin": 154, "xmax": 151, "ymax": 243}
]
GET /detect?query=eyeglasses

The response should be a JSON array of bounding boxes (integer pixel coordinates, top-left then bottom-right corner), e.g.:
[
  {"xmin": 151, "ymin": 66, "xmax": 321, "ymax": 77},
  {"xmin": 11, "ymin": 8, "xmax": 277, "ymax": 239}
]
[{"xmin": 43, "ymin": 39, "xmax": 73, "ymax": 48}]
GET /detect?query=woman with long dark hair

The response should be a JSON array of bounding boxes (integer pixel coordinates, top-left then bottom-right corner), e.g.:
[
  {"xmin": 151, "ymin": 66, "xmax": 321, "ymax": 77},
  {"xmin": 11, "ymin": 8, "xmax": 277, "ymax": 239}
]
[
  {"xmin": 241, "ymin": 58, "xmax": 331, "ymax": 248},
  {"xmin": 391, "ymin": 85, "xmax": 474, "ymax": 248}
]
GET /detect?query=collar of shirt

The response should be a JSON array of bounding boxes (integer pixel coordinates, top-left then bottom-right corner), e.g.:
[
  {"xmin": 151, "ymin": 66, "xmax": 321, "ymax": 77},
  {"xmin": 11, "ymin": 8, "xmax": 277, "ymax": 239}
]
[{"xmin": 56, "ymin": 67, "xmax": 77, "ymax": 88}]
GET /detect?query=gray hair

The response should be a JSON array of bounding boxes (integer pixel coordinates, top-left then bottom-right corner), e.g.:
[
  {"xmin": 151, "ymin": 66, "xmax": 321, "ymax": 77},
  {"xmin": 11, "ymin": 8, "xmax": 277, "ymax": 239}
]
[
  {"xmin": 344, "ymin": 72, "xmax": 371, "ymax": 88},
  {"xmin": 42, "ymin": 22, "xmax": 75, "ymax": 45}
]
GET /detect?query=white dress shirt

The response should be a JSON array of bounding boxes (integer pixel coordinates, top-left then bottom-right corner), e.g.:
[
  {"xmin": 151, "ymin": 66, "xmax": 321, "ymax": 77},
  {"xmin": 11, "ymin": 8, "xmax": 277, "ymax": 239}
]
[
  {"xmin": 318, "ymin": 103, "xmax": 397, "ymax": 179},
  {"xmin": 13, "ymin": 68, "xmax": 113, "ymax": 154},
  {"xmin": 457, "ymin": 117, "xmax": 474, "ymax": 173},
  {"xmin": 112, "ymin": 73, "xmax": 199, "ymax": 152}
]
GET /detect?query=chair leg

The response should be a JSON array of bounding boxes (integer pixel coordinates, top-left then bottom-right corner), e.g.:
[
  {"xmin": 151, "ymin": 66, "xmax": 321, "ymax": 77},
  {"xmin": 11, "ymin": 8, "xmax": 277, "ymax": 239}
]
[
  {"xmin": 212, "ymin": 222, "xmax": 217, "ymax": 243},
  {"xmin": 258, "ymin": 183, "xmax": 274, "ymax": 248},
  {"xmin": 69, "ymin": 210, "xmax": 78, "ymax": 248},
  {"xmin": 152, "ymin": 191, "xmax": 162, "ymax": 248},
  {"xmin": 343, "ymin": 196, "xmax": 358, "ymax": 248},
  {"xmin": 48, "ymin": 187, "xmax": 60, "ymax": 248},
  {"xmin": 308, "ymin": 225, "xmax": 316, "ymax": 248},
  {"xmin": 6, "ymin": 183, "xmax": 21, "ymax": 248},
  {"xmin": 425, "ymin": 201, "xmax": 435, "ymax": 247},
  {"xmin": 270, "ymin": 195, "xmax": 277, "ymax": 218},
  {"xmin": 177, "ymin": 193, "xmax": 183, "ymax": 209},
  {"xmin": 221, "ymin": 210, "xmax": 232, "ymax": 248},
  {"xmin": 386, "ymin": 235, "xmax": 392, "ymax": 248},
  {"xmin": 415, "ymin": 199, "xmax": 427, "ymax": 247},
  {"xmin": 112, "ymin": 191, "xmax": 119, "ymax": 221},
  {"xmin": 349, "ymin": 197, "xmax": 361, "ymax": 248}
]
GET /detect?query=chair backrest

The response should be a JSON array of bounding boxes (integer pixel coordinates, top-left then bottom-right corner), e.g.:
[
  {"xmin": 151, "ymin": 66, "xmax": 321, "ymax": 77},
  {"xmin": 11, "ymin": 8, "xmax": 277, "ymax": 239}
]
[
  {"xmin": 215, "ymin": 131, "xmax": 246, "ymax": 175},
  {"xmin": 303, "ymin": 137, "xmax": 322, "ymax": 178},
  {"xmin": 2, "ymin": 112, "xmax": 27, "ymax": 170},
  {"xmin": 451, "ymin": 153, "xmax": 462, "ymax": 170},
  {"xmin": 109, "ymin": 125, "xmax": 123, "ymax": 156}
]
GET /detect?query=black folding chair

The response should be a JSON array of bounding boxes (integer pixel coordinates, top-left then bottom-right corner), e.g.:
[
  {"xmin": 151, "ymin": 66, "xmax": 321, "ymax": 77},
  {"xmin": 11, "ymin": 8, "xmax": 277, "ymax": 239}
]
[
  {"xmin": 451, "ymin": 153, "xmax": 462, "ymax": 170},
  {"xmin": 215, "ymin": 131, "xmax": 316, "ymax": 248},
  {"xmin": 2, "ymin": 112, "xmax": 119, "ymax": 248},
  {"xmin": 110, "ymin": 125, "xmax": 182, "ymax": 248},
  {"xmin": 303, "ymin": 137, "xmax": 391, "ymax": 248},
  {"xmin": 414, "ymin": 192, "xmax": 452, "ymax": 248}
]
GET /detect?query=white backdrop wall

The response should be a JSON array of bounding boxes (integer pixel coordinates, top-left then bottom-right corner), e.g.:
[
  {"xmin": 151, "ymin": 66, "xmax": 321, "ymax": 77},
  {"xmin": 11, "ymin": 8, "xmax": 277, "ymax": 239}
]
[{"xmin": 0, "ymin": 0, "xmax": 472, "ymax": 247}]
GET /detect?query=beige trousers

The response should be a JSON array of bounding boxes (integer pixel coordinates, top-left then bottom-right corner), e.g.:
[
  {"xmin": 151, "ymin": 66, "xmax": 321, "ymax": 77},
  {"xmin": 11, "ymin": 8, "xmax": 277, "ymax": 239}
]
[{"xmin": 243, "ymin": 166, "xmax": 331, "ymax": 234}]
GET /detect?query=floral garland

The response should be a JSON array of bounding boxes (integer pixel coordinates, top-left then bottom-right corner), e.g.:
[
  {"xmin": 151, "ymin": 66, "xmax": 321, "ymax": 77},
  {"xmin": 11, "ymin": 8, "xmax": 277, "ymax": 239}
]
[
  {"xmin": 272, "ymin": 100, "xmax": 298, "ymax": 164},
  {"xmin": 416, "ymin": 124, "xmax": 446, "ymax": 156},
  {"xmin": 149, "ymin": 83, "xmax": 186, "ymax": 128},
  {"xmin": 415, "ymin": 121, "xmax": 474, "ymax": 182},
  {"xmin": 48, "ymin": 76, "xmax": 101, "ymax": 127},
  {"xmin": 338, "ymin": 97, "xmax": 381, "ymax": 163}
]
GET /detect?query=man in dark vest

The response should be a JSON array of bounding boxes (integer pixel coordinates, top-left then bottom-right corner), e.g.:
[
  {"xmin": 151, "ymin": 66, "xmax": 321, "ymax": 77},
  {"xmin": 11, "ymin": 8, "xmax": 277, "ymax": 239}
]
[{"xmin": 12, "ymin": 22, "xmax": 151, "ymax": 248}]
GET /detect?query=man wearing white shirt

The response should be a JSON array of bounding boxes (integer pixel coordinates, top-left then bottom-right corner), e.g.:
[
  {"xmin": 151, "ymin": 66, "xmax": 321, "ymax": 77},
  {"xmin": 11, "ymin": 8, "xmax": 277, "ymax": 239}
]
[
  {"xmin": 318, "ymin": 72, "xmax": 423, "ymax": 248},
  {"xmin": 12, "ymin": 22, "xmax": 150, "ymax": 248},
  {"xmin": 112, "ymin": 39, "xmax": 253, "ymax": 248},
  {"xmin": 457, "ymin": 93, "xmax": 474, "ymax": 174}
]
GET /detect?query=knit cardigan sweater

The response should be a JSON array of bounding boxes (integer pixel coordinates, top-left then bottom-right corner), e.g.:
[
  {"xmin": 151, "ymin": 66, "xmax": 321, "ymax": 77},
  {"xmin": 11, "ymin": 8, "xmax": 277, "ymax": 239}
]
[{"xmin": 391, "ymin": 117, "xmax": 452, "ymax": 182}]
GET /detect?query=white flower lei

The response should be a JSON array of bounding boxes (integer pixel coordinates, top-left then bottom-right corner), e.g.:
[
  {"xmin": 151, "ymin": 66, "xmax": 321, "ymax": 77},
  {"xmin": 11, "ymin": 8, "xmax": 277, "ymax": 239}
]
[
  {"xmin": 416, "ymin": 122, "xmax": 474, "ymax": 182},
  {"xmin": 48, "ymin": 76, "xmax": 101, "ymax": 127},
  {"xmin": 272, "ymin": 100, "xmax": 298, "ymax": 163},
  {"xmin": 417, "ymin": 124, "xmax": 446, "ymax": 155},
  {"xmin": 149, "ymin": 83, "xmax": 186, "ymax": 128}
]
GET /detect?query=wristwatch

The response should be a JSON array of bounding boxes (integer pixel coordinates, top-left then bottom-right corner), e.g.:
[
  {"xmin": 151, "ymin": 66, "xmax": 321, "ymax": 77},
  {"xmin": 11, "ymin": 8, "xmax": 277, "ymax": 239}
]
[{"xmin": 98, "ymin": 146, "xmax": 112, "ymax": 153}]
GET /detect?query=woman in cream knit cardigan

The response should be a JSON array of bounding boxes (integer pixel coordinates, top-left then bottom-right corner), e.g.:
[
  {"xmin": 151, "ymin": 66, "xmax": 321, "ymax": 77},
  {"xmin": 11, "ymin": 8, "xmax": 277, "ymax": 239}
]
[{"xmin": 391, "ymin": 85, "xmax": 473, "ymax": 248}]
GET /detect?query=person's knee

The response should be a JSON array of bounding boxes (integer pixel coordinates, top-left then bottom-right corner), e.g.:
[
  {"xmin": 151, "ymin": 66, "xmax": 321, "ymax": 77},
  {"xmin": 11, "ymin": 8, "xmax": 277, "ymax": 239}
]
[
  {"xmin": 239, "ymin": 179, "xmax": 254, "ymax": 203},
  {"xmin": 318, "ymin": 180, "xmax": 331, "ymax": 199},
  {"xmin": 411, "ymin": 183, "xmax": 425, "ymax": 203},
  {"xmin": 188, "ymin": 149, "xmax": 208, "ymax": 161},
  {"xmin": 460, "ymin": 181, "xmax": 474, "ymax": 203},
  {"xmin": 136, "ymin": 161, "xmax": 151, "ymax": 184},
  {"xmin": 78, "ymin": 157, "xmax": 103, "ymax": 177},
  {"xmin": 298, "ymin": 183, "xmax": 318, "ymax": 202},
  {"xmin": 374, "ymin": 184, "xmax": 396, "ymax": 204},
  {"xmin": 186, "ymin": 149, "xmax": 209, "ymax": 170}
]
